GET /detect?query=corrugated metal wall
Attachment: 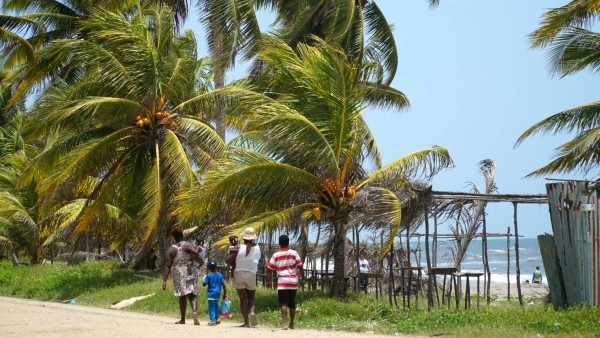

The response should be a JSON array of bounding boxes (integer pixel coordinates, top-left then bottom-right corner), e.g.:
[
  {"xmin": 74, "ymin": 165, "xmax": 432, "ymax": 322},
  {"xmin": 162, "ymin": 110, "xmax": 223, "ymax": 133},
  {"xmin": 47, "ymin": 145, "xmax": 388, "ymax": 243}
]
[{"xmin": 546, "ymin": 181, "xmax": 599, "ymax": 307}]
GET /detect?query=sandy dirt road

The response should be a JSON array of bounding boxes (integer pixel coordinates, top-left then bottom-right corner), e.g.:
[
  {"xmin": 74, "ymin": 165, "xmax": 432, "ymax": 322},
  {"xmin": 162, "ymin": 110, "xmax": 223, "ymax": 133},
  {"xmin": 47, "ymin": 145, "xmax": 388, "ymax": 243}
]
[{"xmin": 0, "ymin": 296, "xmax": 404, "ymax": 338}]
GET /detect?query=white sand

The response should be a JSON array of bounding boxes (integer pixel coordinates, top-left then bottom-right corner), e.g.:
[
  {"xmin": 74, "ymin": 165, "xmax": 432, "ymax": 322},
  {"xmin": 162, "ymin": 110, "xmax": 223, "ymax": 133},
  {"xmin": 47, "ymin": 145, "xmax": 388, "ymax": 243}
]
[
  {"xmin": 488, "ymin": 282, "xmax": 549, "ymax": 300},
  {"xmin": 0, "ymin": 296, "xmax": 414, "ymax": 338}
]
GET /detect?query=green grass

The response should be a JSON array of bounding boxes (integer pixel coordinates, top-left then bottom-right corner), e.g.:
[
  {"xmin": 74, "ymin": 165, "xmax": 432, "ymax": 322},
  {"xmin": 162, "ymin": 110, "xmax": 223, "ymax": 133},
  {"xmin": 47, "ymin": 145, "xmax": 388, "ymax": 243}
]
[{"xmin": 1, "ymin": 261, "xmax": 599, "ymax": 337}]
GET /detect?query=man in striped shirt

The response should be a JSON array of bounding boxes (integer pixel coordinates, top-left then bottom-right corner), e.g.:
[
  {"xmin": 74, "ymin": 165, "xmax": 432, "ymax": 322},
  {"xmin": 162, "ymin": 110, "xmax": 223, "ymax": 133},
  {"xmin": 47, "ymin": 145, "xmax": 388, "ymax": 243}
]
[{"xmin": 266, "ymin": 234, "xmax": 304, "ymax": 330}]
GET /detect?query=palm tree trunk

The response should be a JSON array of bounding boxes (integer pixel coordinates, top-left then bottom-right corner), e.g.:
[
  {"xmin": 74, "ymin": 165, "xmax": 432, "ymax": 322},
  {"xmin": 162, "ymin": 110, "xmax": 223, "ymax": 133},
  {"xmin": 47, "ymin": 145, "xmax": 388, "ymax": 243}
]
[
  {"xmin": 157, "ymin": 212, "xmax": 169, "ymax": 270},
  {"xmin": 213, "ymin": 29, "xmax": 226, "ymax": 141},
  {"xmin": 331, "ymin": 221, "xmax": 347, "ymax": 299},
  {"xmin": 299, "ymin": 221, "xmax": 309, "ymax": 263}
]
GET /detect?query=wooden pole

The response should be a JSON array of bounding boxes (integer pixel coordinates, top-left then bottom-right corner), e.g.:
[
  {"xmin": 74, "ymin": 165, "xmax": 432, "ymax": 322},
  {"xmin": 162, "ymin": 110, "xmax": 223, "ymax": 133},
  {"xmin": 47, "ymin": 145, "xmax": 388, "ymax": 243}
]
[
  {"xmin": 314, "ymin": 224, "xmax": 321, "ymax": 281},
  {"xmin": 433, "ymin": 210, "xmax": 438, "ymax": 267},
  {"xmin": 513, "ymin": 202, "xmax": 523, "ymax": 305},
  {"xmin": 406, "ymin": 227, "xmax": 411, "ymax": 267},
  {"xmin": 483, "ymin": 213, "xmax": 491, "ymax": 305},
  {"xmin": 354, "ymin": 225, "xmax": 358, "ymax": 293},
  {"xmin": 352, "ymin": 226, "xmax": 357, "ymax": 293},
  {"xmin": 389, "ymin": 241, "xmax": 394, "ymax": 306},
  {"xmin": 424, "ymin": 206, "xmax": 434, "ymax": 310},
  {"xmin": 506, "ymin": 226, "xmax": 511, "ymax": 301}
]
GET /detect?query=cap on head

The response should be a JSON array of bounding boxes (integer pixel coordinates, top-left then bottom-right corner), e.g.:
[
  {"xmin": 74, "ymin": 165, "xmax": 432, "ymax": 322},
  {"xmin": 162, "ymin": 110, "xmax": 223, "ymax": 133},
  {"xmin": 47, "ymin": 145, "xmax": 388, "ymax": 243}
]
[
  {"xmin": 207, "ymin": 259, "xmax": 217, "ymax": 267},
  {"xmin": 240, "ymin": 227, "xmax": 256, "ymax": 240},
  {"xmin": 279, "ymin": 234, "xmax": 289, "ymax": 247}
]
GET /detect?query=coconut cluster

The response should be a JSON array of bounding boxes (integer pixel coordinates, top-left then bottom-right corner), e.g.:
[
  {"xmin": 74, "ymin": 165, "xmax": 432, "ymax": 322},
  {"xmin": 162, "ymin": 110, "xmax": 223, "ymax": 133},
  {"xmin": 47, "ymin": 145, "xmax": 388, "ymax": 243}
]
[{"xmin": 133, "ymin": 111, "xmax": 171, "ymax": 129}]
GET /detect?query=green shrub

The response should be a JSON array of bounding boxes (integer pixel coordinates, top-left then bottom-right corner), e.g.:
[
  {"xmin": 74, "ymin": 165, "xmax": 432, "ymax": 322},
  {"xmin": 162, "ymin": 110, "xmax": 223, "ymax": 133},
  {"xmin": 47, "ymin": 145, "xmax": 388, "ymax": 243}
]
[{"xmin": 0, "ymin": 261, "xmax": 18, "ymax": 286}]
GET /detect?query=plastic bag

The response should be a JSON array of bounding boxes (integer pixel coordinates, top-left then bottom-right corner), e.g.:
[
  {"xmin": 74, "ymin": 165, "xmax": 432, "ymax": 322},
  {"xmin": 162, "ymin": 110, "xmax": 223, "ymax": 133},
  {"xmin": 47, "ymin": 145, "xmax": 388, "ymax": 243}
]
[{"xmin": 219, "ymin": 297, "xmax": 232, "ymax": 317}]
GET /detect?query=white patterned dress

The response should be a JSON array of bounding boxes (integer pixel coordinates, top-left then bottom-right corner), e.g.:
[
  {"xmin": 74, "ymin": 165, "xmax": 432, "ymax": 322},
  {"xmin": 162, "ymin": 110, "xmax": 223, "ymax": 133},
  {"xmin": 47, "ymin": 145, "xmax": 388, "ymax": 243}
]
[{"xmin": 171, "ymin": 242, "xmax": 198, "ymax": 297}]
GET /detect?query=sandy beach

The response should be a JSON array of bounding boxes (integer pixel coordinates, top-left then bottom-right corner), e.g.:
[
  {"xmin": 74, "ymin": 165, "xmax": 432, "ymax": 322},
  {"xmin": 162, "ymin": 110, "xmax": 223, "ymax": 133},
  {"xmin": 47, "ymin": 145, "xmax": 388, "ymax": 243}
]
[{"xmin": 488, "ymin": 282, "xmax": 548, "ymax": 301}]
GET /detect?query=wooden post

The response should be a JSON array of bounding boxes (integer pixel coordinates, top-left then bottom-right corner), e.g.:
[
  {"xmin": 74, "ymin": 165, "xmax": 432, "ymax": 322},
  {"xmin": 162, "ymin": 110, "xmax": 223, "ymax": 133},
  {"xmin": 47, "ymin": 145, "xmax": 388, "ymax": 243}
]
[
  {"xmin": 483, "ymin": 213, "xmax": 491, "ymax": 305},
  {"xmin": 406, "ymin": 227, "xmax": 411, "ymax": 267},
  {"xmin": 481, "ymin": 221, "xmax": 486, "ymax": 299},
  {"xmin": 392, "ymin": 239, "xmax": 398, "ymax": 307},
  {"xmin": 352, "ymin": 226, "xmax": 357, "ymax": 293},
  {"xmin": 314, "ymin": 223, "xmax": 321, "ymax": 287},
  {"xmin": 424, "ymin": 207, "xmax": 433, "ymax": 310},
  {"xmin": 11, "ymin": 253, "xmax": 20, "ymax": 266},
  {"xmin": 389, "ymin": 241, "xmax": 394, "ymax": 306},
  {"xmin": 355, "ymin": 224, "xmax": 361, "ymax": 294},
  {"xmin": 325, "ymin": 244, "xmax": 331, "ymax": 291},
  {"xmin": 433, "ymin": 210, "xmax": 438, "ymax": 267},
  {"xmin": 506, "ymin": 226, "xmax": 511, "ymax": 301},
  {"xmin": 513, "ymin": 202, "xmax": 523, "ymax": 305}
]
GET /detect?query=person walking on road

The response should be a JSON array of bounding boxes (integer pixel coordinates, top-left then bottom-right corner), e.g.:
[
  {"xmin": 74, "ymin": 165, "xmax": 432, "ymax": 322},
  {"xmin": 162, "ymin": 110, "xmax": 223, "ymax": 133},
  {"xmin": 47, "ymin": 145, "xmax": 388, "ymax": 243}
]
[
  {"xmin": 266, "ymin": 234, "xmax": 304, "ymax": 330},
  {"xmin": 226, "ymin": 227, "xmax": 261, "ymax": 328},
  {"xmin": 162, "ymin": 226, "xmax": 204, "ymax": 325}
]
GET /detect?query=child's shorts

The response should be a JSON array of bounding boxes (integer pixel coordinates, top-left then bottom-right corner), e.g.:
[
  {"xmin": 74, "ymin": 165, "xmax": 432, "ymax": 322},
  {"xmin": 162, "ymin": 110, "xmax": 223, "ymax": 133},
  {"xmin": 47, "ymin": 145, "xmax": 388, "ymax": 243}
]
[{"xmin": 277, "ymin": 289, "xmax": 297, "ymax": 309}]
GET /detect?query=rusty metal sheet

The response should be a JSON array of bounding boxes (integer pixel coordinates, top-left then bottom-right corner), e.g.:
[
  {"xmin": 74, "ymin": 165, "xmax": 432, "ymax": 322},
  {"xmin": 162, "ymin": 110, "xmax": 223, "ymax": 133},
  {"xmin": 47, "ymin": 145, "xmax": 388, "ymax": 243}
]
[{"xmin": 546, "ymin": 181, "xmax": 599, "ymax": 307}]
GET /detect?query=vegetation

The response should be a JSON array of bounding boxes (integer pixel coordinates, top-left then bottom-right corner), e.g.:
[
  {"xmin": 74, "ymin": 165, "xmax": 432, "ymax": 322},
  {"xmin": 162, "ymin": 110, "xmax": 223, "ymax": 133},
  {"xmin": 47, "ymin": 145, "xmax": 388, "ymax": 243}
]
[
  {"xmin": 1, "ymin": 1, "xmax": 447, "ymax": 277},
  {"xmin": 177, "ymin": 36, "xmax": 452, "ymax": 298},
  {"xmin": 0, "ymin": 0, "xmax": 598, "ymax": 332},
  {"xmin": 1, "ymin": 261, "xmax": 599, "ymax": 337},
  {"xmin": 516, "ymin": 0, "xmax": 600, "ymax": 177}
]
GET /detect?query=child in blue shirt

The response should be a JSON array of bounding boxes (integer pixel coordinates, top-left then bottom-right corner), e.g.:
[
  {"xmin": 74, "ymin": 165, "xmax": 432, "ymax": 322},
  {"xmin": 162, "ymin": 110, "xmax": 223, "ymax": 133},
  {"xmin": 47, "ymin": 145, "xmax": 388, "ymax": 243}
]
[{"xmin": 203, "ymin": 259, "xmax": 227, "ymax": 325}]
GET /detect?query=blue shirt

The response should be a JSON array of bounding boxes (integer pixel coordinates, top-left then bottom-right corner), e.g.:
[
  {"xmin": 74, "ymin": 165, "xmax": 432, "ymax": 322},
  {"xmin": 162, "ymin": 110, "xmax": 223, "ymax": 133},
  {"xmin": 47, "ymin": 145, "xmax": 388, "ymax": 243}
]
[{"xmin": 203, "ymin": 272, "xmax": 225, "ymax": 300}]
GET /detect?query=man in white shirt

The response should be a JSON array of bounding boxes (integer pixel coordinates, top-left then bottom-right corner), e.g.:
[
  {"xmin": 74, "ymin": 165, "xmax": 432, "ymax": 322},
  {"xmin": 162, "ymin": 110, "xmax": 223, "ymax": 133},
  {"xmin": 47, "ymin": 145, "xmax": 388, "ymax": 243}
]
[{"xmin": 358, "ymin": 253, "xmax": 370, "ymax": 290}]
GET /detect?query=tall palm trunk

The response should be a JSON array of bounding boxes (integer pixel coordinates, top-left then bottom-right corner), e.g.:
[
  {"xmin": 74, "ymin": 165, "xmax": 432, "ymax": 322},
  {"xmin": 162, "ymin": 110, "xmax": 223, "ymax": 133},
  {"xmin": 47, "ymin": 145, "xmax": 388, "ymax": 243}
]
[
  {"xmin": 299, "ymin": 221, "xmax": 309, "ymax": 263},
  {"xmin": 331, "ymin": 221, "xmax": 347, "ymax": 299},
  {"xmin": 212, "ymin": 29, "xmax": 226, "ymax": 141},
  {"xmin": 157, "ymin": 210, "xmax": 169, "ymax": 270}
]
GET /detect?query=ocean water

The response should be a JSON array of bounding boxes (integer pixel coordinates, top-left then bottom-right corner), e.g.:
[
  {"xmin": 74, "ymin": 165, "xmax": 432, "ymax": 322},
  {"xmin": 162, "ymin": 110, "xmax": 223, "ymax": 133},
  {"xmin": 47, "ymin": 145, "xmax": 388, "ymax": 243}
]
[{"xmin": 410, "ymin": 237, "xmax": 544, "ymax": 284}]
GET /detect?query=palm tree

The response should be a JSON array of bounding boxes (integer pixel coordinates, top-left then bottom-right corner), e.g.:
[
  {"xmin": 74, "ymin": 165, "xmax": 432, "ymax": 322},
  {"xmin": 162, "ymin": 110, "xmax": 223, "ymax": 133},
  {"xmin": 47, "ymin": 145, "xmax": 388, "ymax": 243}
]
[
  {"xmin": 20, "ymin": 5, "xmax": 225, "ymax": 266},
  {"xmin": 254, "ymin": 0, "xmax": 398, "ymax": 86},
  {"xmin": 0, "ymin": 1, "xmax": 145, "ymax": 101},
  {"xmin": 196, "ymin": 0, "xmax": 261, "ymax": 140},
  {"xmin": 178, "ymin": 36, "xmax": 453, "ymax": 298},
  {"xmin": 516, "ymin": 1, "xmax": 600, "ymax": 176}
]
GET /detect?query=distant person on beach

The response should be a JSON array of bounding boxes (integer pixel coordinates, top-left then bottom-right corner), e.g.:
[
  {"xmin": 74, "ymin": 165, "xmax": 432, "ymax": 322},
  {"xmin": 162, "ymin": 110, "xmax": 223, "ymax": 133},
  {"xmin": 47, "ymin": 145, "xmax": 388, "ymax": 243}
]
[
  {"xmin": 532, "ymin": 266, "xmax": 542, "ymax": 284},
  {"xmin": 266, "ymin": 234, "xmax": 304, "ymax": 330},
  {"xmin": 358, "ymin": 253, "xmax": 370, "ymax": 290},
  {"xmin": 202, "ymin": 259, "xmax": 227, "ymax": 326},
  {"xmin": 226, "ymin": 227, "xmax": 260, "ymax": 328},
  {"xmin": 162, "ymin": 226, "xmax": 204, "ymax": 325}
]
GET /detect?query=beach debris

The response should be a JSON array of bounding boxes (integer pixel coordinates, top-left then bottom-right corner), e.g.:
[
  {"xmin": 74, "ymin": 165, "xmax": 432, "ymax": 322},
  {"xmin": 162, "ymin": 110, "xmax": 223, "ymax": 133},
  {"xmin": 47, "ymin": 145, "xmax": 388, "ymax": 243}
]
[
  {"xmin": 296, "ymin": 307, "xmax": 309, "ymax": 315},
  {"xmin": 110, "ymin": 293, "xmax": 156, "ymax": 309}
]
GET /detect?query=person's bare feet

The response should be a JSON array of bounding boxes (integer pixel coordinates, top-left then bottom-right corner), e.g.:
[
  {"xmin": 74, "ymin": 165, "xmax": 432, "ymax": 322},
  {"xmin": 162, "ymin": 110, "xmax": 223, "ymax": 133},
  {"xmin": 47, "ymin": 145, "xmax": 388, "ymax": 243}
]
[
  {"xmin": 175, "ymin": 320, "xmax": 185, "ymax": 324},
  {"xmin": 238, "ymin": 323, "xmax": 250, "ymax": 328},
  {"xmin": 193, "ymin": 312, "xmax": 199, "ymax": 325}
]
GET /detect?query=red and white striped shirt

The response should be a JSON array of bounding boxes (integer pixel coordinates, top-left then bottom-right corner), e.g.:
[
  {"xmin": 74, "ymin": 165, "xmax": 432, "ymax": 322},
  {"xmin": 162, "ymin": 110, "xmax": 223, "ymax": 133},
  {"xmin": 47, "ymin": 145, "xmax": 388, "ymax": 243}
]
[{"xmin": 267, "ymin": 247, "xmax": 303, "ymax": 290}]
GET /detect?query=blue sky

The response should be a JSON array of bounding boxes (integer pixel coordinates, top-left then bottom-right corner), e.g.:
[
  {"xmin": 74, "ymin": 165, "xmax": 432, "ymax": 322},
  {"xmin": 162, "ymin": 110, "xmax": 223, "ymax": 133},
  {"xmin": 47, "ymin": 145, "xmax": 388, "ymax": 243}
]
[{"xmin": 187, "ymin": 1, "xmax": 597, "ymax": 238}]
